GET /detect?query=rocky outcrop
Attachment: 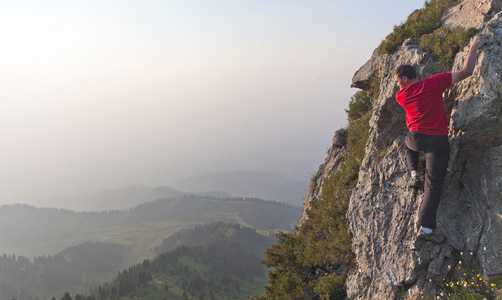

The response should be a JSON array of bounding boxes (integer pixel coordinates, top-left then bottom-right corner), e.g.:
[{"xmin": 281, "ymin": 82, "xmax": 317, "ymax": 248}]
[
  {"xmin": 351, "ymin": 49, "xmax": 381, "ymax": 90},
  {"xmin": 301, "ymin": 3, "xmax": 502, "ymax": 299},
  {"xmin": 346, "ymin": 11, "xmax": 502, "ymax": 300},
  {"xmin": 300, "ymin": 130, "xmax": 347, "ymax": 222}
]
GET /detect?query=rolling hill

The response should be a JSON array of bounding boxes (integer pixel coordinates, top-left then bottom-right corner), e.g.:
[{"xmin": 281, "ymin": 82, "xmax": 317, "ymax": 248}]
[{"xmin": 0, "ymin": 196, "xmax": 300, "ymax": 260}]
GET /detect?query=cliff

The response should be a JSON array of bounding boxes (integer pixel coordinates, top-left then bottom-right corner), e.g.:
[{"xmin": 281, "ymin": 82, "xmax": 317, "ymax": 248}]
[{"xmin": 301, "ymin": 0, "xmax": 502, "ymax": 298}]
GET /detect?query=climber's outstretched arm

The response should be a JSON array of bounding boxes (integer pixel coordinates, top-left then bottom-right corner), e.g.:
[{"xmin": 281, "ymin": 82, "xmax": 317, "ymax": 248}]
[{"xmin": 451, "ymin": 37, "xmax": 487, "ymax": 85}]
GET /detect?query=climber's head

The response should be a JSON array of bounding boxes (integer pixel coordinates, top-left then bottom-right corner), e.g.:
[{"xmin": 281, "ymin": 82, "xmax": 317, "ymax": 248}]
[{"xmin": 394, "ymin": 65, "xmax": 418, "ymax": 89}]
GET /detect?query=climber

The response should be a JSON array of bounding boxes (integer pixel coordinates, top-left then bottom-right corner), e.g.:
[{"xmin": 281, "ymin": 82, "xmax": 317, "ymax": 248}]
[{"xmin": 393, "ymin": 37, "xmax": 487, "ymax": 245}]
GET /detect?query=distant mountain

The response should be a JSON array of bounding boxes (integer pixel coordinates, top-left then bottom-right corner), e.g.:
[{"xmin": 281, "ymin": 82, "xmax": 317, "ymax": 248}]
[
  {"xmin": 38, "ymin": 185, "xmax": 188, "ymax": 212},
  {"xmin": 171, "ymin": 171, "xmax": 308, "ymax": 206},
  {"xmin": 82, "ymin": 185, "xmax": 187, "ymax": 211},
  {"xmin": 36, "ymin": 171, "xmax": 307, "ymax": 212}
]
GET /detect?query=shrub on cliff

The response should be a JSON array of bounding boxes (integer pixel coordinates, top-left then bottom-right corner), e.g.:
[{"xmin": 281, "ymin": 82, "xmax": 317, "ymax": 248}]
[
  {"xmin": 346, "ymin": 72, "xmax": 378, "ymax": 122},
  {"xmin": 378, "ymin": 0, "xmax": 457, "ymax": 55},
  {"xmin": 420, "ymin": 26, "xmax": 478, "ymax": 69},
  {"xmin": 378, "ymin": 0, "xmax": 478, "ymax": 69},
  {"xmin": 256, "ymin": 76, "xmax": 379, "ymax": 300}
]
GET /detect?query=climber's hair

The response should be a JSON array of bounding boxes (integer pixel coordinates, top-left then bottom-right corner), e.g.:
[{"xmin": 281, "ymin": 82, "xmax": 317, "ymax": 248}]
[{"xmin": 394, "ymin": 65, "xmax": 417, "ymax": 80}]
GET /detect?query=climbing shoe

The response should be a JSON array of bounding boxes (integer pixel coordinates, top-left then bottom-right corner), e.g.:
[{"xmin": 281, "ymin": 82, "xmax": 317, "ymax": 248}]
[
  {"xmin": 417, "ymin": 230, "xmax": 446, "ymax": 245},
  {"xmin": 409, "ymin": 174, "xmax": 420, "ymax": 189}
]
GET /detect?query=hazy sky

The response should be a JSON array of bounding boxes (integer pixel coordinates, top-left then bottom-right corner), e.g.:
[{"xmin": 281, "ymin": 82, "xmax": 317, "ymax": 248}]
[{"xmin": 0, "ymin": 0, "xmax": 425, "ymax": 205}]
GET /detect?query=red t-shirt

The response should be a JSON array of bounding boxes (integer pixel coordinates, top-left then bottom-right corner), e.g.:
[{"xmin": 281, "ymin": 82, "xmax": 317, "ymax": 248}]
[{"xmin": 395, "ymin": 72, "xmax": 452, "ymax": 135}]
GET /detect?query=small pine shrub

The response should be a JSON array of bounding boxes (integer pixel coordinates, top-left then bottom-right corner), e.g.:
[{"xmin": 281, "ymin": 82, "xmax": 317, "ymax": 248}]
[
  {"xmin": 420, "ymin": 26, "xmax": 478, "ymax": 69},
  {"xmin": 346, "ymin": 73, "xmax": 379, "ymax": 122},
  {"xmin": 346, "ymin": 90, "xmax": 372, "ymax": 122}
]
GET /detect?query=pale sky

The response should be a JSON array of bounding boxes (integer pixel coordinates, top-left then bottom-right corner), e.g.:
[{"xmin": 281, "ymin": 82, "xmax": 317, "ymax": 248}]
[{"xmin": 0, "ymin": 0, "xmax": 425, "ymax": 205}]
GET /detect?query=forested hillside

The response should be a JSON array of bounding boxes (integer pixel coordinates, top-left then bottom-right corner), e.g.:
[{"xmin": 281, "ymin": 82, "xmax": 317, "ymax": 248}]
[
  {"xmin": 55, "ymin": 223, "xmax": 275, "ymax": 300},
  {"xmin": 0, "ymin": 197, "xmax": 298, "ymax": 300},
  {"xmin": 155, "ymin": 222, "xmax": 274, "ymax": 256}
]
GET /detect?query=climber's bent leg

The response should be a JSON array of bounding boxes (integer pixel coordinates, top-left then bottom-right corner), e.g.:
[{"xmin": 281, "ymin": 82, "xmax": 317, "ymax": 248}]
[
  {"xmin": 417, "ymin": 135, "xmax": 450, "ymax": 229},
  {"xmin": 405, "ymin": 131, "xmax": 420, "ymax": 173}
]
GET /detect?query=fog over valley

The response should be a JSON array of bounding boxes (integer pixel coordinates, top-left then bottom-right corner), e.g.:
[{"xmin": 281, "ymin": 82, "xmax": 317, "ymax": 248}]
[{"xmin": 0, "ymin": 0, "xmax": 425, "ymax": 208}]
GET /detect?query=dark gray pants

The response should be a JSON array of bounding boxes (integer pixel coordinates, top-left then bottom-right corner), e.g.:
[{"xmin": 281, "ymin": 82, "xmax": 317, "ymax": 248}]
[{"xmin": 405, "ymin": 131, "xmax": 450, "ymax": 229}]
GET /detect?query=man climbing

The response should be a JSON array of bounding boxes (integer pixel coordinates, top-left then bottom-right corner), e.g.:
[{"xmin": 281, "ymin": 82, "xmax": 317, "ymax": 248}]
[{"xmin": 393, "ymin": 37, "xmax": 486, "ymax": 244}]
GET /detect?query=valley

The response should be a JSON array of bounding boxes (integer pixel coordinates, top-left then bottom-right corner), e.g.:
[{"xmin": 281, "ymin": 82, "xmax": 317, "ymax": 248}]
[{"xmin": 0, "ymin": 196, "xmax": 300, "ymax": 300}]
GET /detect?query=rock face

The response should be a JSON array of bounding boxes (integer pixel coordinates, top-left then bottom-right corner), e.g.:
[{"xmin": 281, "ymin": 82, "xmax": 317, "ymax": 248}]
[
  {"xmin": 300, "ymin": 130, "xmax": 347, "ymax": 222},
  {"xmin": 301, "ymin": 3, "xmax": 502, "ymax": 299},
  {"xmin": 443, "ymin": 0, "xmax": 502, "ymax": 29}
]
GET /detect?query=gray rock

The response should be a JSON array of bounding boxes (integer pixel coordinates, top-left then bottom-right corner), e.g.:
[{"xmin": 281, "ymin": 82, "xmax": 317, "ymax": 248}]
[{"xmin": 333, "ymin": 129, "xmax": 348, "ymax": 148}]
